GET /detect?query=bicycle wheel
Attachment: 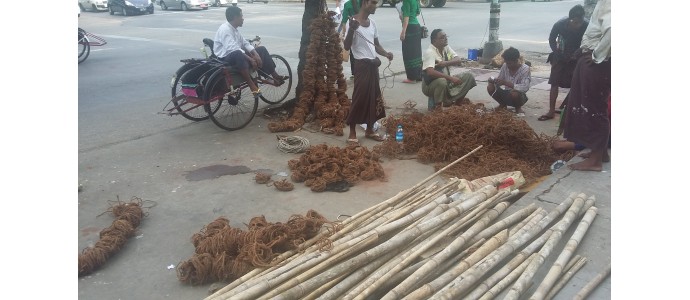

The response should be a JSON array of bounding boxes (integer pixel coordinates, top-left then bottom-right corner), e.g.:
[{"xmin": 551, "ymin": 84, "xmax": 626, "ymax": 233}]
[
  {"xmin": 204, "ymin": 69, "xmax": 258, "ymax": 131},
  {"xmin": 171, "ymin": 62, "xmax": 212, "ymax": 121},
  {"xmin": 78, "ymin": 29, "xmax": 90, "ymax": 64},
  {"xmin": 257, "ymin": 54, "xmax": 292, "ymax": 105}
]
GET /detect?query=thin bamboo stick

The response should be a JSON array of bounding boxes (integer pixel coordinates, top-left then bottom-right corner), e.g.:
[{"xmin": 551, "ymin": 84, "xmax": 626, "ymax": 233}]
[
  {"xmin": 509, "ymin": 207, "xmax": 546, "ymax": 236},
  {"xmin": 431, "ymin": 193, "xmax": 580, "ymax": 300},
  {"xmin": 382, "ymin": 200, "xmax": 511, "ymax": 300},
  {"xmin": 573, "ymin": 263, "xmax": 610, "ymax": 300},
  {"xmin": 403, "ymin": 229, "xmax": 509, "ymax": 300},
  {"xmin": 530, "ymin": 206, "xmax": 598, "ymax": 300},
  {"xmin": 545, "ymin": 256, "xmax": 587, "ymax": 300},
  {"xmin": 562, "ymin": 255, "xmax": 583, "ymax": 277},
  {"xmin": 477, "ymin": 253, "xmax": 538, "ymax": 300},
  {"xmin": 503, "ymin": 194, "xmax": 588, "ymax": 300}
]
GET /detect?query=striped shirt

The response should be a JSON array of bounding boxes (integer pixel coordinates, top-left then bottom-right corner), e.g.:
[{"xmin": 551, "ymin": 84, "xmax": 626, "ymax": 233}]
[{"xmin": 497, "ymin": 63, "xmax": 531, "ymax": 93}]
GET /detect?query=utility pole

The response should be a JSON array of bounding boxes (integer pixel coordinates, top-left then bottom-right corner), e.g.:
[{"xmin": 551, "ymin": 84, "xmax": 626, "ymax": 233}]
[{"xmin": 480, "ymin": 0, "xmax": 503, "ymax": 64}]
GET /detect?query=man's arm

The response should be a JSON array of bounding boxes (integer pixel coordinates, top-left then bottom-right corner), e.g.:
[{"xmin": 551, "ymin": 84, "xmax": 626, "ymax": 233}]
[
  {"xmin": 374, "ymin": 38, "xmax": 393, "ymax": 60},
  {"xmin": 549, "ymin": 20, "xmax": 560, "ymax": 53}
]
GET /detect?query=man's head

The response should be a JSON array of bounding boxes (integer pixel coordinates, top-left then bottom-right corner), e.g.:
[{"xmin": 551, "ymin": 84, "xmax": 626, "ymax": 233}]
[
  {"xmin": 502, "ymin": 47, "xmax": 520, "ymax": 70},
  {"xmin": 359, "ymin": 0, "xmax": 379, "ymax": 15},
  {"xmin": 567, "ymin": 4, "xmax": 585, "ymax": 31},
  {"xmin": 225, "ymin": 6, "xmax": 244, "ymax": 27},
  {"xmin": 430, "ymin": 29, "xmax": 448, "ymax": 49}
]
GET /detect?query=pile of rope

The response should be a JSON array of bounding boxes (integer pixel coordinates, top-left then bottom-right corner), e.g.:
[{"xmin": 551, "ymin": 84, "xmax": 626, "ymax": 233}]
[
  {"xmin": 276, "ymin": 135, "xmax": 310, "ymax": 153},
  {"xmin": 288, "ymin": 143, "xmax": 386, "ymax": 192},
  {"xmin": 176, "ymin": 210, "xmax": 330, "ymax": 285},
  {"xmin": 268, "ymin": 13, "xmax": 350, "ymax": 135},
  {"xmin": 78, "ymin": 197, "xmax": 146, "ymax": 277},
  {"xmin": 373, "ymin": 104, "xmax": 576, "ymax": 185}
]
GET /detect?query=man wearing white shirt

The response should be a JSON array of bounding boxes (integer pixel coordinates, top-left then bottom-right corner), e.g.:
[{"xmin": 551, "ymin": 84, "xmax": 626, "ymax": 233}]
[{"xmin": 213, "ymin": 6, "xmax": 287, "ymax": 96}]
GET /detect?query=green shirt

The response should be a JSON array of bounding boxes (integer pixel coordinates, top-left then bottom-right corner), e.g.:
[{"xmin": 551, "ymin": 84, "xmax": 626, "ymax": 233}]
[
  {"xmin": 402, "ymin": 0, "xmax": 420, "ymax": 25},
  {"xmin": 340, "ymin": 0, "xmax": 360, "ymax": 25}
]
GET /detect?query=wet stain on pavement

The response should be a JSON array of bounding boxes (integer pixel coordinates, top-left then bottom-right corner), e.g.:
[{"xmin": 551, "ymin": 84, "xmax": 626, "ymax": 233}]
[{"xmin": 184, "ymin": 165, "xmax": 274, "ymax": 181}]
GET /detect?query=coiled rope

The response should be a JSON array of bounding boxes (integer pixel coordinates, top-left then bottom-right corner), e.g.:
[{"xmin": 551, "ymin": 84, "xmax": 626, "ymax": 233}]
[{"xmin": 276, "ymin": 135, "xmax": 310, "ymax": 153}]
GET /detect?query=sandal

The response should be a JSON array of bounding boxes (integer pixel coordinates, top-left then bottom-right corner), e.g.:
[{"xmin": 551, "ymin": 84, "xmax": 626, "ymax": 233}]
[
  {"xmin": 538, "ymin": 114, "xmax": 554, "ymax": 121},
  {"xmin": 346, "ymin": 138, "xmax": 359, "ymax": 146},
  {"xmin": 365, "ymin": 133, "xmax": 385, "ymax": 142},
  {"xmin": 273, "ymin": 75, "xmax": 289, "ymax": 86}
]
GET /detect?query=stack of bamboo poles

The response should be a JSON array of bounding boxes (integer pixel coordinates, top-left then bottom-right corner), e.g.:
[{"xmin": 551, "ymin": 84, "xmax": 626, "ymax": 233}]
[{"xmin": 204, "ymin": 146, "xmax": 603, "ymax": 300}]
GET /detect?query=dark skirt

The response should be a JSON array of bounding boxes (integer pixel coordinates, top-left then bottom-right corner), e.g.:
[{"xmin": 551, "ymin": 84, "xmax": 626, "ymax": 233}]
[
  {"xmin": 346, "ymin": 59, "xmax": 386, "ymax": 125},
  {"xmin": 563, "ymin": 50, "xmax": 611, "ymax": 151},
  {"xmin": 402, "ymin": 24, "xmax": 423, "ymax": 81}
]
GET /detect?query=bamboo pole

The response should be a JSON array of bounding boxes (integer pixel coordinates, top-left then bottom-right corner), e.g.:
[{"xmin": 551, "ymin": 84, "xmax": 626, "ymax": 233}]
[
  {"xmin": 573, "ymin": 263, "xmax": 610, "ymax": 300},
  {"xmin": 530, "ymin": 206, "xmax": 598, "ymax": 300},
  {"xmin": 502, "ymin": 194, "xmax": 588, "ymax": 300},
  {"xmin": 469, "ymin": 203, "xmax": 537, "ymax": 245},
  {"xmin": 545, "ymin": 256, "xmax": 587, "ymax": 300},
  {"xmin": 404, "ymin": 229, "xmax": 509, "ymax": 300},
  {"xmin": 431, "ymin": 193, "xmax": 580, "ymax": 300},
  {"xmin": 509, "ymin": 207, "xmax": 546, "ymax": 236},
  {"xmin": 477, "ymin": 253, "xmax": 537, "ymax": 300},
  {"xmin": 382, "ymin": 200, "xmax": 511, "ymax": 300}
]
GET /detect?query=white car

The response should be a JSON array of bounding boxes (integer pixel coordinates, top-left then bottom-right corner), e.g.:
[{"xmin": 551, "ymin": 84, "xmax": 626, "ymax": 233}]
[
  {"xmin": 79, "ymin": 0, "xmax": 109, "ymax": 12},
  {"xmin": 157, "ymin": 0, "xmax": 211, "ymax": 10}
]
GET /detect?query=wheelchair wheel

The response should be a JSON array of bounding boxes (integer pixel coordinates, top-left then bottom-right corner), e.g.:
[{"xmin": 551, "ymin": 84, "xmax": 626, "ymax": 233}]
[
  {"xmin": 78, "ymin": 28, "xmax": 90, "ymax": 64},
  {"xmin": 171, "ymin": 62, "xmax": 220, "ymax": 121},
  {"xmin": 257, "ymin": 54, "xmax": 292, "ymax": 105},
  {"xmin": 204, "ymin": 68, "xmax": 259, "ymax": 131}
]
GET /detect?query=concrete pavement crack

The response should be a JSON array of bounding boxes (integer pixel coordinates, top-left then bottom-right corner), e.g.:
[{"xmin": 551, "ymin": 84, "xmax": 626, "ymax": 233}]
[{"xmin": 535, "ymin": 169, "xmax": 574, "ymax": 204}]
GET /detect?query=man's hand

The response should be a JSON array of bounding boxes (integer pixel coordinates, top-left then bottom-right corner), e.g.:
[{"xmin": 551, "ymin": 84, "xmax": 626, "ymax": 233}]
[
  {"xmin": 385, "ymin": 52, "xmax": 393, "ymax": 61},
  {"xmin": 449, "ymin": 76, "xmax": 462, "ymax": 86},
  {"xmin": 349, "ymin": 17, "xmax": 360, "ymax": 31}
]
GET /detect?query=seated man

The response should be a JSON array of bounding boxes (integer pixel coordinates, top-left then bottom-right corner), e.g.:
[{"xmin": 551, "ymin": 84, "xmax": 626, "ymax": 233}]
[
  {"xmin": 213, "ymin": 6, "xmax": 288, "ymax": 97},
  {"xmin": 421, "ymin": 29, "xmax": 476, "ymax": 109},
  {"xmin": 487, "ymin": 47, "xmax": 531, "ymax": 115}
]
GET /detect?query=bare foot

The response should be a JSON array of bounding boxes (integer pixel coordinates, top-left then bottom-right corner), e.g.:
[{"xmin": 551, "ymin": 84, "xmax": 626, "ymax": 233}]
[
  {"xmin": 577, "ymin": 151, "xmax": 610, "ymax": 162},
  {"xmin": 552, "ymin": 140, "xmax": 576, "ymax": 153},
  {"xmin": 568, "ymin": 159, "xmax": 603, "ymax": 171}
]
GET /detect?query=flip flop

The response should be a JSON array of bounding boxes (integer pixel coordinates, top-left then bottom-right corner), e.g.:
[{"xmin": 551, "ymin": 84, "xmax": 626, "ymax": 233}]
[
  {"xmin": 538, "ymin": 115, "xmax": 554, "ymax": 121},
  {"xmin": 346, "ymin": 138, "xmax": 359, "ymax": 146},
  {"xmin": 402, "ymin": 79, "xmax": 416, "ymax": 84},
  {"xmin": 365, "ymin": 133, "xmax": 385, "ymax": 142}
]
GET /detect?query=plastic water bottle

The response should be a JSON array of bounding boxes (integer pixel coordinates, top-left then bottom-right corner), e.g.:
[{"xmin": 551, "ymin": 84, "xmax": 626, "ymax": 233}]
[{"xmin": 395, "ymin": 124, "xmax": 404, "ymax": 144}]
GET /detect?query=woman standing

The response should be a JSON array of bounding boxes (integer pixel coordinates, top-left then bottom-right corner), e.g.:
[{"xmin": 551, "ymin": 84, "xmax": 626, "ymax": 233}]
[{"xmin": 399, "ymin": 0, "xmax": 422, "ymax": 83}]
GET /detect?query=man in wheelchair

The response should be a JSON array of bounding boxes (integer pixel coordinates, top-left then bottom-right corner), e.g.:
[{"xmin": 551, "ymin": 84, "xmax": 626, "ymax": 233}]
[{"xmin": 213, "ymin": 6, "xmax": 289, "ymax": 97}]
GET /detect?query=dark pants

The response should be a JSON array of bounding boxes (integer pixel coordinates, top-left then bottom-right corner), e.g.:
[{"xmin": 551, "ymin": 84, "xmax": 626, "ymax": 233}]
[{"xmin": 220, "ymin": 46, "xmax": 276, "ymax": 75}]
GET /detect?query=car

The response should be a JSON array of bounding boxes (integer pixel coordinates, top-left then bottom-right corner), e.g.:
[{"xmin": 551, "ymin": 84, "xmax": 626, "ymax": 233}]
[
  {"xmin": 79, "ymin": 0, "xmax": 109, "ymax": 12},
  {"xmin": 157, "ymin": 0, "xmax": 211, "ymax": 11},
  {"xmin": 108, "ymin": 0, "xmax": 154, "ymax": 15}
]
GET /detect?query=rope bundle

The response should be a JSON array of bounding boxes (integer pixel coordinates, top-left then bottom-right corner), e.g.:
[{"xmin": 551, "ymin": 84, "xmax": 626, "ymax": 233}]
[{"xmin": 276, "ymin": 135, "xmax": 311, "ymax": 153}]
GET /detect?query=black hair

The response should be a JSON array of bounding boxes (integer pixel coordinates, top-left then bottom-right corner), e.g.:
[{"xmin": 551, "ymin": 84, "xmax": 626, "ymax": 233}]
[
  {"xmin": 569, "ymin": 4, "xmax": 585, "ymax": 20},
  {"xmin": 225, "ymin": 6, "xmax": 242, "ymax": 22},
  {"xmin": 502, "ymin": 47, "xmax": 520, "ymax": 62},
  {"xmin": 430, "ymin": 29, "xmax": 443, "ymax": 41}
]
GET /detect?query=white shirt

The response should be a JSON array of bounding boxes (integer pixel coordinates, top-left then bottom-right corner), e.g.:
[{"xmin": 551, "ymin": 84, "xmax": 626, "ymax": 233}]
[
  {"xmin": 350, "ymin": 18, "xmax": 378, "ymax": 60},
  {"xmin": 213, "ymin": 22, "xmax": 255, "ymax": 59},
  {"xmin": 580, "ymin": 0, "xmax": 610, "ymax": 63},
  {"xmin": 497, "ymin": 63, "xmax": 531, "ymax": 93},
  {"xmin": 422, "ymin": 44, "xmax": 458, "ymax": 74}
]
